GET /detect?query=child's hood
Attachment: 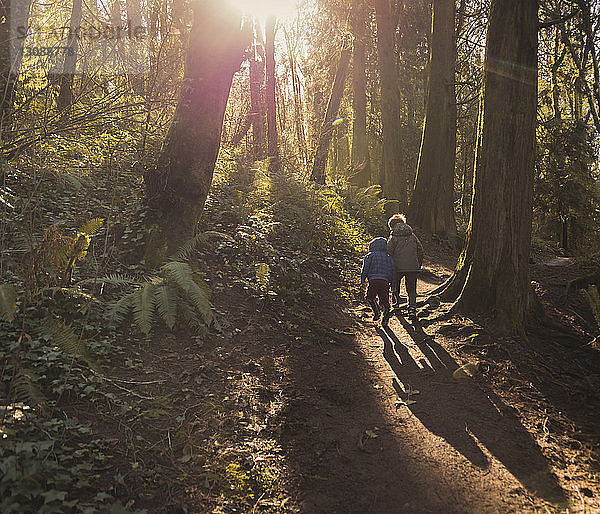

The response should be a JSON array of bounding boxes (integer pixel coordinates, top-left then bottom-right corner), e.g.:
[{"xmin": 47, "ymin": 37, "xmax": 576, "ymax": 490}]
[
  {"xmin": 391, "ymin": 221, "xmax": 413, "ymax": 237},
  {"xmin": 368, "ymin": 237, "xmax": 388, "ymax": 253}
]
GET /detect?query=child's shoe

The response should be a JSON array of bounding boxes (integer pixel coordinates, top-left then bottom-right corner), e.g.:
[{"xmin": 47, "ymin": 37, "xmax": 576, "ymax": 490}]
[
  {"xmin": 408, "ymin": 306, "xmax": 418, "ymax": 322},
  {"xmin": 381, "ymin": 309, "xmax": 391, "ymax": 326},
  {"xmin": 369, "ymin": 301, "xmax": 381, "ymax": 322}
]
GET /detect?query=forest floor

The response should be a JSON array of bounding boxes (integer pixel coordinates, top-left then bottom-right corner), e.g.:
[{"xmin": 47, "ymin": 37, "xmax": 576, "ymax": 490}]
[
  {"xmin": 2, "ymin": 164, "xmax": 600, "ymax": 512},
  {"xmin": 105, "ymin": 228, "xmax": 600, "ymax": 512}
]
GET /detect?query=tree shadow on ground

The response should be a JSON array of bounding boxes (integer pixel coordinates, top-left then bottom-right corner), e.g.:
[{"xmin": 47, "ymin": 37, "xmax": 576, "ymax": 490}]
[{"xmin": 377, "ymin": 318, "xmax": 567, "ymax": 505}]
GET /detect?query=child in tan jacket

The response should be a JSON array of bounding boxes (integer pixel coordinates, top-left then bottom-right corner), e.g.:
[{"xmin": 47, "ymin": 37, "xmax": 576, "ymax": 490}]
[{"xmin": 387, "ymin": 214, "xmax": 424, "ymax": 320}]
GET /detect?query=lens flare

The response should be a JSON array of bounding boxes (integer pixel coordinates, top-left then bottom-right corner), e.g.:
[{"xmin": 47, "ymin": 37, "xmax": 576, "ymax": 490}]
[{"xmin": 227, "ymin": 0, "xmax": 298, "ymax": 20}]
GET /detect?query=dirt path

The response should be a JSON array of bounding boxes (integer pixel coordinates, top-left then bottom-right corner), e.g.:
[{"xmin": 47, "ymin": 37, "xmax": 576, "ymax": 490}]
[
  {"xmin": 281, "ymin": 272, "xmax": 568, "ymax": 513},
  {"xmin": 109, "ymin": 244, "xmax": 596, "ymax": 512}
]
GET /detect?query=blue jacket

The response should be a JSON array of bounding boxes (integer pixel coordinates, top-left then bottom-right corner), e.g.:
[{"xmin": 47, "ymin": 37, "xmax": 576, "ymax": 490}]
[{"xmin": 361, "ymin": 237, "xmax": 396, "ymax": 285}]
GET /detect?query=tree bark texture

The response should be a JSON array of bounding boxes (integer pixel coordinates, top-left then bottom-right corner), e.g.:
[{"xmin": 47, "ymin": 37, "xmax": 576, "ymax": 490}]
[
  {"xmin": 286, "ymin": 30, "xmax": 307, "ymax": 166},
  {"xmin": 57, "ymin": 0, "xmax": 83, "ymax": 110},
  {"xmin": 439, "ymin": 0, "xmax": 538, "ymax": 333},
  {"xmin": 265, "ymin": 16, "xmax": 279, "ymax": 172},
  {"xmin": 0, "ymin": 0, "xmax": 10, "ymax": 126},
  {"xmin": 350, "ymin": 6, "xmax": 371, "ymax": 187},
  {"xmin": 410, "ymin": 0, "xmax": 457, "ymax": 236},
  {"xmin": 310, "ymin": 43, "xmax": 352, "ymax": 185},
  {"xmin": 250, "ymin": 53, "xmax": 266, "ymax": 158},
  {"xmin": 145, "ymin": 0, "xmax": 250, "ymax": 252},
  {"xmin": 0, "ymin": 0, "xmax": 33, "ymax": 133},
  {"xmin": 375, "ymin": 0, "xmax": 406, "ymax": 207}
]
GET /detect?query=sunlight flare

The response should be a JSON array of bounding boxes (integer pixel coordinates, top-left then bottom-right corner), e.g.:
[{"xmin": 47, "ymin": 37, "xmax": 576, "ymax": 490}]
[{"xmin": 227, "ymin": 0, "xmax": 298, "ymax": 20}]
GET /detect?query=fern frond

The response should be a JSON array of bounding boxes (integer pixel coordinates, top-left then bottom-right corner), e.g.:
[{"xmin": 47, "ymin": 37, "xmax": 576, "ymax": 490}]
[
  {"xmin": 12, "ymin": 365, "xmax": 47, "ymax": 409},
  {"xmin": 0, "ymin": 185, "xmax": 17, "ymax": 209},
  {"xmin": 79, "ymin": 218, "xmax": 104, "ymax": 236},
  {"xmin": 39, "ymin": 319, "xmax": 101, "ymax": 371},
  {"xmin": 180, "ymin": 301, "xmax": 208, "ymax": 335},
  {"xmin": 185, "ymin": 281, "xmax": 213, "ymax": 324},
  {"xmin": 78, "ymin": 274, "xmax": 139, "ymax": 287},
  {"xmin": 161, "ymin": 261, "xmax": 213, "ymax": 324},
  {"xmin": 108, "ymin": 291, "xmax": 135, "ymax": 324},
  {"xmin": 0, "ymin": 283, "xmax": 17, "ymax": 322},
  {"xmin": 585, "ymin": 285, "xmax": 600, "ymax": 329},
  {"xmin": 172, "ymin": 231, "xmax": 234, "ymax": 261},
  {"xmin": 155, "ymin": 285, "xmax": 177, "ymax": 330},
  {"xmin": 161, "ymin": 261, "xmax": 196, "ymax": 290},
  {"xmin": 131, "ymin": 283, "xmax": 157, "ymax": 335},
  {"xmin": 13, "ymin": 233, "xmax": 38, "ymax": 252}
]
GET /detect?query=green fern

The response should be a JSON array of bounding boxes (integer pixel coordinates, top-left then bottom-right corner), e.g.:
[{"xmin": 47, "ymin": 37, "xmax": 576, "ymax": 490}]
[
  {"xmin": 79, "ymin": 218, "xmax": 104, "ymax": 236},
  {"xmin": 106, "ymin": 260, "xmax": 213, "ymax": 335},
  {"xmin": 108, "ymin": 291, "xmax": 135, "ymax": 324},
  {"xmin": 11, "ymin": 365, "xmax": 47, "ymax": 409},
  {"xmin": 79, "ymin": 274, "xmax": 138, "ymax": 287},
  {"xmin": 172, "ymin": 231, "xmax": 234, "ymax": 261},
  {"xmin": 584, "ymin": 285, "xmax": 600, "ymax": 330},
  {"xmin": 180, "ymin": 301, "xmax": 207, "ymax": 333},
  {"xmin": 155, "ymin": 284, "xmax": 177, "ymax": 330},
  {"xmin": 40, "ymin": 319, "xmax": 101, "ymax": 371},
  {"xmin": 131, "ymin": 282, "xmax": 157, "ymax": 335},
  {"xmin": 0, "ymin": 283, "xmax": 17, "ymax": 322},
  {"xmin": 161, "ymin": 261, "xmax": 195, "ymax": 290},
  {"xmin": 183, "ymin": 280, "xmax": 213, "ymax": 324}
]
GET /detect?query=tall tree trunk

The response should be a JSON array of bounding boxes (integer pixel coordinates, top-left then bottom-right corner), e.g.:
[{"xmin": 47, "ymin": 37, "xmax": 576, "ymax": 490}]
[
  {"xmin": 249, "ymin": 36, "xmax": 266, "ymax": 158},
  {"xmin": 265, "ymin": 16, "xmax": 279, "ymax": 172},
  {"xmin": 375, "ymin": 0, "xmax": 406, "ymax": 208},
  {"xmin": 0, "ymin": 0, "xmax": 33, "ymax": 134},
  {"xmin": 285, "ymin": 29, "xmax": 307, "ymax": 166},
  {"xmin": 436, "ymin": 0, "xmax": 538, "ymax": 333},
  {"xmin": 310, "ymin": 43, "xmax": 351, "ymax": 185},
  {"xmin": 350, "ymin": 6, "xmax": 371, "ymax": 187},
  {"xmin": 551, "ymin": 28, "xmax": 564, "ymax": 121},
  {"xmin": 144, "ymin": 1, "xmax": 250, "ymax": 254},
  {"xmin": 126, "ymin": 0, "xmax": 144, "ymax": 91},
  {"xmin": 409, "ymin": 0, "xmax": 457, "ymax": 236},
  {"xmin": 56, "ymin": 0, "xmax": 83, "ymax": 110}
]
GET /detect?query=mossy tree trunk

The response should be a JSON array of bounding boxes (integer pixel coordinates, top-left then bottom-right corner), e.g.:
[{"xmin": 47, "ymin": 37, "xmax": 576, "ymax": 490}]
[
  {"xmin": 57, "ymin": 0, "xmax": 83, "ymax": 110},
  {"xmin": 310, "ymin": 42, "xmax": 352, "ymax": 185},
  {"xmin": 350, "ymin": 5, "xmax": 371, "ymax": 187},
  {"xmin": 436, "ymin": 0, "xmax": 538, "ymax": 334},
  {"xmin": 375, "ymin": 0, "xmax": 406, "ymax": 209},
  {"xmin": 409, "ymin": 0, "xmax": 457, "ymax": 237},
  {"xmin": 0, "ymin": 0, "xmax": 33, "ymax": 135},
  {"xmin": 250, "ymin": 41, "xmax": 266, "ymax": 159},
  {"xmin": 144, "ymin": 0, "xmax": 250, "ymax": 255},
  {"xmin": 265, "ymin": 16, "xmax": 280, "ymax": 172}
]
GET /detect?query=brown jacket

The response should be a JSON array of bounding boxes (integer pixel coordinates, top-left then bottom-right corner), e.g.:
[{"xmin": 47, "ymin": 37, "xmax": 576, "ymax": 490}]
[{"xmin": 387, "ymin": 221, "xmax": 424, "ymax": 272}]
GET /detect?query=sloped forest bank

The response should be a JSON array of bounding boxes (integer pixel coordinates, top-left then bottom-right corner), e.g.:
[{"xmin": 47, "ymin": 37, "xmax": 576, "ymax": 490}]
[{"xmin": 1, "ymin": 157, "xmax": 599, "ymax": 512}]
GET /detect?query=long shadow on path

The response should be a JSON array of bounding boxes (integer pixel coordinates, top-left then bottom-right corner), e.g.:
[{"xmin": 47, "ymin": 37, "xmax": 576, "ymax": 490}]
[{"xmin": 378, "ymin": 317, "xmax": 566, "ymax": 505}]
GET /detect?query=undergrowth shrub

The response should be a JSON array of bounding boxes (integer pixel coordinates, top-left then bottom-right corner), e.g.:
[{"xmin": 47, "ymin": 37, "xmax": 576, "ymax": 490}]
[{"xmin": 246, "ymin": 170, "xmax": 370, "ymax": 255}]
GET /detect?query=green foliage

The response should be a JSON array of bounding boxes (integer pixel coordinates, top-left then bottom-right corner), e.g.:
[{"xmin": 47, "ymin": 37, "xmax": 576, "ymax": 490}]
[
  {"xmin": 172, "ymin": 230, "xmax": 234, "ymax": 261},
  {"xmin": 335, "ymin": 183, "xmax": 387, "ymax": 236},
  {"xmin": 0, "ymin": 415, "xmax": 115, "ymax": 513},
  {"xmin": 11, "ymin": 367, "xmax": 47, "ymax": 409},
  {"xmin": 155, "ymin": 284, "xmax": 177, "ymax": 330},
  {"xmin": 535, "ymin": 120, "xmax": 600, "ymax": 253},
  {"xmin": 0, "ymin": 184, "xmax": 16, "ymax": 209},
  {"xmin": 39, "ymin": 318, "xmax": 101, "ymax": 372},
  {"xmin": 0, "ymin": 283, "xmax": 18, "ymax": 322},
  {"xmin": 244, "ymin": 170, "xmax": 370, "ymax": 255},
  {"xmin": 105, "ymin": 243, "xmax": 214, "ymax": 335},
  {"xmin": 584, "ymin": 285, "xmax": 600, "ymax": 331}
]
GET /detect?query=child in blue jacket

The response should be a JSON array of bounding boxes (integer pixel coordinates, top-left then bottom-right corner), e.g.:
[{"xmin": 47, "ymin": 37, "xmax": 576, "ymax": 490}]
[{"xmin": 360, "ymin": 237, "xmax": 396, "ymax": 325}]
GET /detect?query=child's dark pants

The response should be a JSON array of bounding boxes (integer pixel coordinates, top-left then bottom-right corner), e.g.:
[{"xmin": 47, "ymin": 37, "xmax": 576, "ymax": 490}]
[
  {"xmin": 365, "ymin": 279, "xmax": 390, "ymax": 311},
  {"xmin": 395, "ymin": 272, "xmax": 418, "ymax": 308}
]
